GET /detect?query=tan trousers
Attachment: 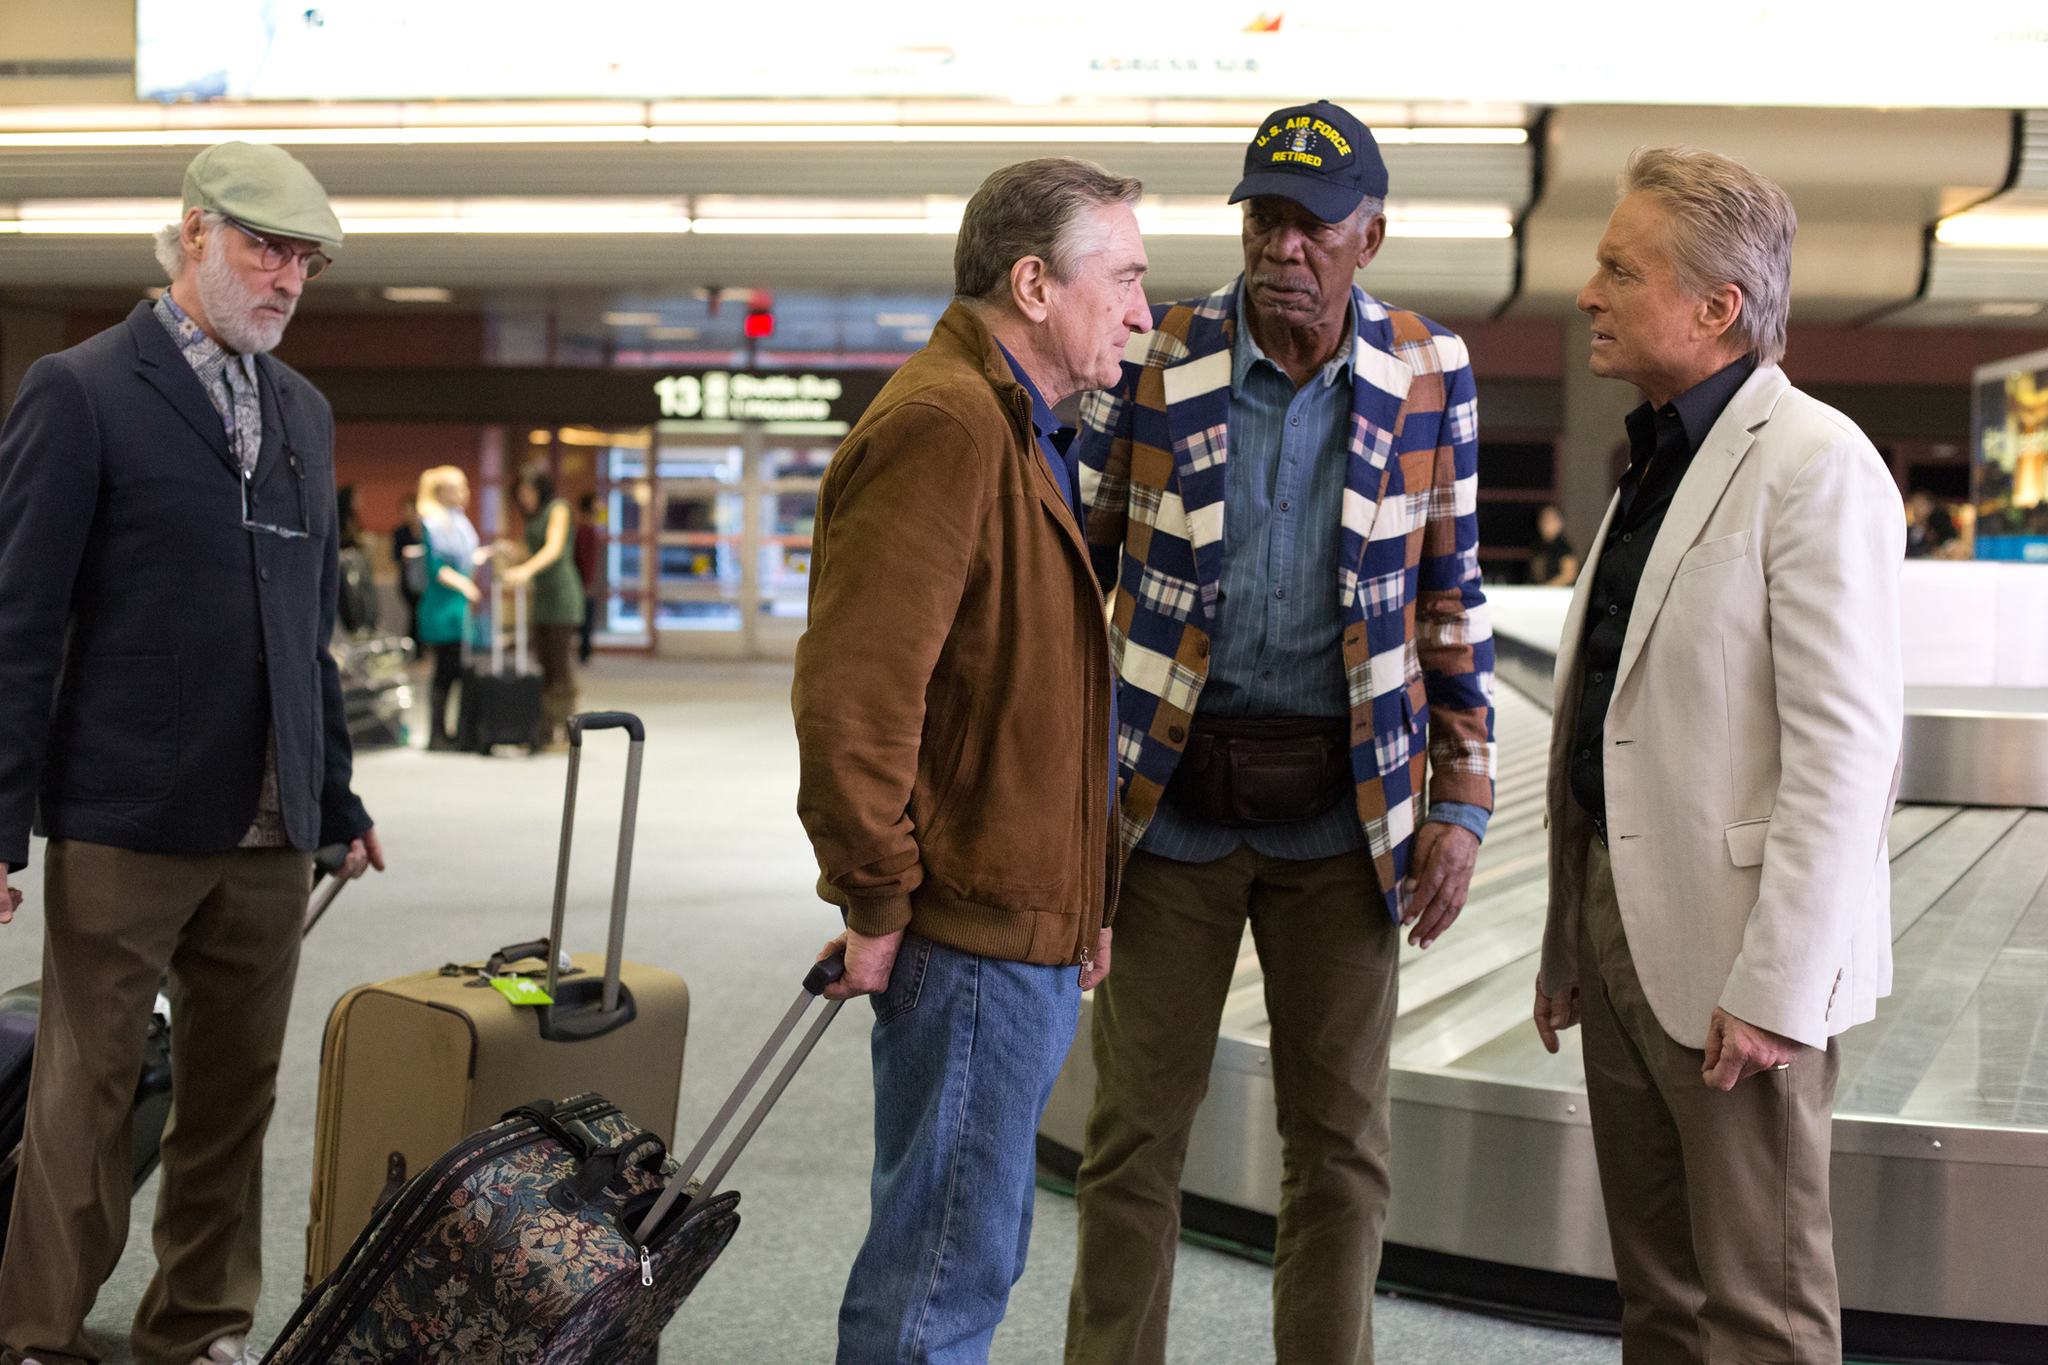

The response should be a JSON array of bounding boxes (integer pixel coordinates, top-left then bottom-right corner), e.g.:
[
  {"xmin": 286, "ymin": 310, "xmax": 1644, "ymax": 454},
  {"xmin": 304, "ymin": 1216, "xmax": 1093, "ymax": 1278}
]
[
  {"xmin": 1065, "ymin": 845, "xmax": 1397, "ymax": 1365},
  {"xmin": 0, "ymin": 841, "xmax": 312, "ymax": 1365},
  {"xmin": 1578, "ymin": 839, "xmax": 1841, "ymax": 1364}
]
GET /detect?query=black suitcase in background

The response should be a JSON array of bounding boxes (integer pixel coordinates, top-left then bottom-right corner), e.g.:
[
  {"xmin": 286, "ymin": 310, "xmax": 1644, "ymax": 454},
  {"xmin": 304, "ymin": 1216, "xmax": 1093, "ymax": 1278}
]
[
  {"xmin": 457, "ymin": 580, "xmax": 544, "ymax": 753},
  {"xmin": 0, "ymin": 847, "xmax": 351, "ymax": 1266}
]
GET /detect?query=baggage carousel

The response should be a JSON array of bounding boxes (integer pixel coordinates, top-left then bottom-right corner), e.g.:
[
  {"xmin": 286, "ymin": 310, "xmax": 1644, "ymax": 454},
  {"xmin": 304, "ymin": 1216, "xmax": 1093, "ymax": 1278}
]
[{"xmin": 1039, "ymin": 590, "xmax": 2048, "ymax": 1361}]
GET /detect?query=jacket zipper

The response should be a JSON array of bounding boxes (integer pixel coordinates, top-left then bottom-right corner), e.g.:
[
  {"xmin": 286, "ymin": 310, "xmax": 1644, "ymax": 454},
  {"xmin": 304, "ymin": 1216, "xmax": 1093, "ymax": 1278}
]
[{"xmin": 285, "ymin": 1096, "xmax": 619, "ymax": 1359}]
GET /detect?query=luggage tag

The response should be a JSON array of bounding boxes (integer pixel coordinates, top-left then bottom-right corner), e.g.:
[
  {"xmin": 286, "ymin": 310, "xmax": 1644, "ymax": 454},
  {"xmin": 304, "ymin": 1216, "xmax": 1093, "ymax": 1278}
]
[{"xmin": 490, "ymin": 976, "xmax": 555, "ymax": 1006}]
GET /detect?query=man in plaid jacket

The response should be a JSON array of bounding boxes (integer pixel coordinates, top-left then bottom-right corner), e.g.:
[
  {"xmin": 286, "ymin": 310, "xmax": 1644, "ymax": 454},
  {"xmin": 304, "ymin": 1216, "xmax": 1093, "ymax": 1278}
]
[{"xmin": 1064, "ymin": 102, "xmax": 1496, "ymax": 1365}]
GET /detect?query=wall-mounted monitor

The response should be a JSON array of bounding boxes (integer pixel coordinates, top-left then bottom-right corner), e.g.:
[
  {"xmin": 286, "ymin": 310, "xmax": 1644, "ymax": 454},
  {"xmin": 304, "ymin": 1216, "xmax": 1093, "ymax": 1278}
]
[{"xmin": 1972, "ymin": 347, "xmax": 2048, "ymax": 563}]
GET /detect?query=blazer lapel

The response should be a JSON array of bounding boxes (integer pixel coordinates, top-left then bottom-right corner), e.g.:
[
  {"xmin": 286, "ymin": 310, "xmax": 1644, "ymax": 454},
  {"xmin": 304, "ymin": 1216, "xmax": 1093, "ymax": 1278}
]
[
  {"xmin": 1341, "ymin": 290, "xmax": 1414, "ymax": 605},
  {"xmin": 127, "ymin": 303, "xmax": 236, "ymax": 476},
  {"xmin": 250, "ymin": 355, "xmax": 288, "ymax": 492},
  {"xmin": 1156, "ymin": 283, "xmax": 1239, "ymax": 617},
  {"xmin": 1611, "ymin": 365, "xmax": 1788, "ymax": 698}
]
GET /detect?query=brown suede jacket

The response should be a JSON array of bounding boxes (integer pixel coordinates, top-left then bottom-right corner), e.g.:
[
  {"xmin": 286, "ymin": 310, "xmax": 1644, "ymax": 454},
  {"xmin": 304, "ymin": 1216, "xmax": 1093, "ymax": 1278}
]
[{"xmin": 793, "ymin": 302, "xmax": 1118, "ymax": 967}]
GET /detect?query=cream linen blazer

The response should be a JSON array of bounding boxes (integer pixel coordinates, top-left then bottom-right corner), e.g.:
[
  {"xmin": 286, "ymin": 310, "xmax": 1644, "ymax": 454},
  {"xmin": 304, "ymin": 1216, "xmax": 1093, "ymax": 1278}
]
[{"xmin": 1539, "ymin": 365, "xmax": 1905, "ymax": 1051}]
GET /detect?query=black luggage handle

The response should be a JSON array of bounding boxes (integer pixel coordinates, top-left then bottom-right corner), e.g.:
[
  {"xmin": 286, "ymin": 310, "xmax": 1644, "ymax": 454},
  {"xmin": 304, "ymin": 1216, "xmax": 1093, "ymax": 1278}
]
[
  {"xmin": 569, "ymin": 712, "xmax": 644, "ymax": 744},
  {"xmin": 544, "ymin": 711, "xmax": 645, "ymax": 1020},
  {"xmin": 485, "ymin": 940, "xmax": 554, "ymax": 976},
  {"xmin": 631, "ymin": 950, "xmax": 846, "ymax": 1244},
  {"xmin": 302, "ymin": 843, "xmax": 353, "ymax": 936}
]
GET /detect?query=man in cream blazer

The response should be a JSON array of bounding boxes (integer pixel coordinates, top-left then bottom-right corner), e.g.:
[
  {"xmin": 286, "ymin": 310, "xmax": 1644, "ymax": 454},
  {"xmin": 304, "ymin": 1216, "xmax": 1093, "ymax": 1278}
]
[{"xmin": 1534, "ymin": 148, "xmax": 1903, "ymax": 1363}]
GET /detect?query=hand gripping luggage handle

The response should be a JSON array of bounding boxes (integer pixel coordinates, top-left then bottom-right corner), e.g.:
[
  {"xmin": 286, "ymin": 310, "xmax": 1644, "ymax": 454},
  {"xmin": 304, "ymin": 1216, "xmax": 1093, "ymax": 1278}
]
[
  {"xmin": 544, "ymin": 711, "xmax": 646, "ymax": 1012},
  {"xmin": 632, "ymin": 950, "xmax": 845, "ymax": 1244}
]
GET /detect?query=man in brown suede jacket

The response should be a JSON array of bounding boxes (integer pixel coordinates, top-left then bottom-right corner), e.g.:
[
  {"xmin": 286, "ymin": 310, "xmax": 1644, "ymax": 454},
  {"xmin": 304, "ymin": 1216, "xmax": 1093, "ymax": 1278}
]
[{"xmin": 795, "ymin": 157, "xmax": 1150, "ymax": 1363}]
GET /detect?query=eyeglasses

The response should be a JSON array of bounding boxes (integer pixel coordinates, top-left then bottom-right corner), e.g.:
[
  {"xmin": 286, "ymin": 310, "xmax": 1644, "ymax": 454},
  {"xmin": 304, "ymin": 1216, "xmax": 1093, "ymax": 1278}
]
[
  {"xmin": 241, "ymin": 431, "xmax": 312, "ymax": 540},
  {"xmin": 224, "ymin": 218, "xmax": 331, "ymax": 280}
]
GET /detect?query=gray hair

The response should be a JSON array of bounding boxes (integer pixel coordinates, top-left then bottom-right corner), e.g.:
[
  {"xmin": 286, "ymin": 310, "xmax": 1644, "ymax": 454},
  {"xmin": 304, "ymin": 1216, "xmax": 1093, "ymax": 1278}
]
[
  {"xmin": 954, "ymin": 157, "xmax": 1144, "ymax": 304},
  {"xmin": 153, "ymin": 209, "xmax": 225, "ymax": 281},
  {"xmin": 1619, "ymin": 147, "xmax": 1796, "ymax": 366}
]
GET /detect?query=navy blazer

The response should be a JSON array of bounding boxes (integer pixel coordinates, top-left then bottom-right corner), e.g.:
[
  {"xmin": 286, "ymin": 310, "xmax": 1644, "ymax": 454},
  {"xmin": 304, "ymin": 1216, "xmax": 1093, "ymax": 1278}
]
[{"xmin": 0, "ymin": 302, "xmax": 371, "ymax": 870}]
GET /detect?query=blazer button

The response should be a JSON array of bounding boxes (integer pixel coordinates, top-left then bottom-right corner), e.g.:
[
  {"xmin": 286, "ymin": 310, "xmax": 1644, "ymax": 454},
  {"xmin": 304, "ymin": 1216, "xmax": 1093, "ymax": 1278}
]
[
  {"xmin": 260, "ymin": 568, "xmax": 272, "ymax": 583},
  {"xmin": 1195, "ymin": 639, "xmax": 1209, "ymax": 657},
  {"xmin": 257, "ymin": 649, "xmax": 266, "ymax": 664},
  {"xmin": 1168, "ymin": 725, "xmax": 1187, "ymax": 743}
]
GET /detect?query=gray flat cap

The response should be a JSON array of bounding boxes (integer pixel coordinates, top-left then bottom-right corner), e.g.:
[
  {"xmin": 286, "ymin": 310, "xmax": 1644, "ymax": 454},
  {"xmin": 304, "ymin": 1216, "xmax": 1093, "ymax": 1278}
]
[{"xmin": 182, "ymin": 141, "xmax": 343, "ymax": 251}]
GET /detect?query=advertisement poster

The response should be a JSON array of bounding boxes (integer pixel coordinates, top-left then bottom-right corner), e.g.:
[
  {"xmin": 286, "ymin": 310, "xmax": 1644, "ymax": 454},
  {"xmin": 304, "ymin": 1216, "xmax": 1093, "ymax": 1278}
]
[
  {"xmin": 1972, "ymin": 348, "xmax": 2048, "ymax": 563},
  {"xmin": 134, "ymin": 1, "xmax": 2048, "ymax": 109}
]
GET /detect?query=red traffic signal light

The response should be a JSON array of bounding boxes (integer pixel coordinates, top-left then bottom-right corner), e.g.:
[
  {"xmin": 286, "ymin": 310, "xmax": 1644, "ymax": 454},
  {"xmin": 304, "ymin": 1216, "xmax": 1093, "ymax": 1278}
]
[{"xmin": 743, "ymin": 309, "xmax": 775, "ymax": 339}]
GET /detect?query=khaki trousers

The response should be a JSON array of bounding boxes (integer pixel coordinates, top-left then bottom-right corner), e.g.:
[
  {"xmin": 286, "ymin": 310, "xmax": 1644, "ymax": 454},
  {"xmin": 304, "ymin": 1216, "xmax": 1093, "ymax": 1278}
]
[
  {"xmin": 1065, "ymin": 845, "xmax": 1397, "ymax": 1365},
  {"xmin": 0, "ymin": 841, "xmax": 312, "ymax": 1365},
  {"xmin": 1578, "ymin": 839, "xmax": 1841, "ymax": 1364}
]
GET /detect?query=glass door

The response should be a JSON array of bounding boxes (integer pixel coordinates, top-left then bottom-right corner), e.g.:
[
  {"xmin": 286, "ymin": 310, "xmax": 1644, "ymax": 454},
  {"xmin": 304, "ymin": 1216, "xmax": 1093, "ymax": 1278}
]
[
  {"xmin": 757, "ymin": 443, "xmax": 831, "ymax": 648},
  {"xmin": 596, "ymin": 434, "xmax": 656, "ymax": 651}
]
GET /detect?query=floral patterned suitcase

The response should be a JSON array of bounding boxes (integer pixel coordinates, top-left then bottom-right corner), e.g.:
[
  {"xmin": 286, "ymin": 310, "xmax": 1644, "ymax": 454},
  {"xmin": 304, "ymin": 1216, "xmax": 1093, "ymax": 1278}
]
[{"xmin": 262, "ymin": 953, "xmax": 845, "ymax": 1365}]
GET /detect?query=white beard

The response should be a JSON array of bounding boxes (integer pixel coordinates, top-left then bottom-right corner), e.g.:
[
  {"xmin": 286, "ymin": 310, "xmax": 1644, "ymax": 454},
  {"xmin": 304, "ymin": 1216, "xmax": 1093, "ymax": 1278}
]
[{"xmin": 196, "ymin": 244, "xmax": 295, "ymax": 354}]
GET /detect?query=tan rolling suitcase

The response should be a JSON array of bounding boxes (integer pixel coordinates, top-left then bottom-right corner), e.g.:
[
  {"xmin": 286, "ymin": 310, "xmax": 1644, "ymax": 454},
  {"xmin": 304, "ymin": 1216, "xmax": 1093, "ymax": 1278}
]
[{"xmin": 302, "ymin": 711, "xmax": 688, "ymax": 1289}]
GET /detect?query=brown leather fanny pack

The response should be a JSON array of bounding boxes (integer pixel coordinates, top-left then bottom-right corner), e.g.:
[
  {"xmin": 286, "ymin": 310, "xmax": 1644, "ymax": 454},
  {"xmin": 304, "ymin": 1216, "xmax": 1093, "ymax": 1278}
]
[{"xmin": 1164, "ymin": 714, "xmax": 1353, "ymax": 829}]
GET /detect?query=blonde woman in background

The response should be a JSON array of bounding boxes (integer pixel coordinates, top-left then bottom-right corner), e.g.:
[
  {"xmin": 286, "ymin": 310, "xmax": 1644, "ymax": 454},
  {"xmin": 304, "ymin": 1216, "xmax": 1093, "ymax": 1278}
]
[{"xmin": 413, "ymin": 466, "xmax": 487, "ymax": 749}]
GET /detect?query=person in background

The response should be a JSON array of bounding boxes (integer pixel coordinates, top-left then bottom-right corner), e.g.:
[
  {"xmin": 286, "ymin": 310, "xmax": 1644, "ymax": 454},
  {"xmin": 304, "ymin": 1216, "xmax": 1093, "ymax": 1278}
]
[
  {"xmin": 390, "ymin": 488, "xmax": 426, "ymax": 637},
  {"xmin": 1903, "ymin": 489, "xmax": 1957, "ymax": 559},
  {"xmin": 574, "ymin": 490, "xmax": 601, "ymax": 663},
  {"xmin": 1529, "ymin": 503, "xmax": 1581, "ymax": 585},
  {"xmin": 0, "ymin": 139, "xmax": 381, "ymax": 1365},
  {"xmin": 1534, "ymin": 147, "xmax": 1904, "ymax": 1362},
  {"xmin": 501, "ymin": 469, "xmax": 584, "ymax": 750},
  {"xmin": 796, "ymin": 156, "xmax": 1146, "ymax": 1364},
  {"xmin": 1066, "ymin": 100, "xmax": 1493, "ymax": 1365},
  {"xmin": 415, "ymin": 465, "xmax": 484, "ymax": 751},
  {"xmin": 333, "ymin": 485, "xmax": 380, "ymax": 636}
]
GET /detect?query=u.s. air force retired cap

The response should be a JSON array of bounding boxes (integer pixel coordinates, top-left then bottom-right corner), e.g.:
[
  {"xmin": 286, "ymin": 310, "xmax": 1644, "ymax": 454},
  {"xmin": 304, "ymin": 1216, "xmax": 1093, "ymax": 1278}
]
[
  {"xmin": 182, "ymin": 141, "xmax": 344, "ymax": 251},
  {"xmin": 1229, "ymin": 100, "xmax": 1389, "ymax": 224}
]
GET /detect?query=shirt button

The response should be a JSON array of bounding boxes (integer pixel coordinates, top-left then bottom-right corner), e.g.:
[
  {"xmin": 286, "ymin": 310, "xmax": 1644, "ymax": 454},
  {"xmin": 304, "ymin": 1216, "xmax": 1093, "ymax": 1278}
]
[
  {"xmin": 1591, "ymin": 671, "xmax": 1604, "ymax": 683},
  {"xmin": 1622, "ymin": 533, "xmax": 1633, "ymax": 543},
  {"xmin": 1289, "ymin": 415, "xmax": 1300, "ymax": 426},
  {"xmin": 1168, "ymin": 725, "xmax": 1187, "ymax": 743},
  {"xmin": 1262, "ymin": 669, "xmax": 1274, "ymax": 680},
  {"xmin": 1579, "ymin": 748, "xmax": 1591, "ymax": 760},
  {"xmin": 1278, "ymin": 500, "xmax": 1291, "ymax": 512},
  {"xmin": 1607, "ymin": 604, "xmax": 1619, "ymax": 616},
  {"xmin": 1274, "ymin": 587, "xmax": 1286, "ymax": 600}
]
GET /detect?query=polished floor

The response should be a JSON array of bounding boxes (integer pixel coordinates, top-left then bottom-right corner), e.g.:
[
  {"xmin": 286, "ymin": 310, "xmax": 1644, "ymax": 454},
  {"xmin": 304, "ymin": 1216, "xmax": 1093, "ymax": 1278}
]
[{"xmin": 0, "ymin": 658, "xmax": 1620, "ymax": 1364}]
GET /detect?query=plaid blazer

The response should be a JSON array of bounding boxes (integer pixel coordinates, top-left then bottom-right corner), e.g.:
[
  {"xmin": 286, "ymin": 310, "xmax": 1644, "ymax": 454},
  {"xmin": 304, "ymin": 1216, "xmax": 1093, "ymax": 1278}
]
[{"xmin": 1078, "ymin": 278, "xmax": 1496, "ymax": 921}]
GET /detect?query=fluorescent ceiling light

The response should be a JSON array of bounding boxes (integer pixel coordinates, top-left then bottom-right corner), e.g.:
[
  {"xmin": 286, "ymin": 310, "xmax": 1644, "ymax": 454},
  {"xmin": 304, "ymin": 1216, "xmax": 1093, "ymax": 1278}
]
[
  {"xmin": 1935, "ymin": 215, "xmax": 2048, "ymax": 248},
  {"xmin": 383, "ymin": 285, "xmax": 453, "ymax": 302},
  {"xmin": 647, "ymin": 326, "xmax": 700, "ymax": 340},
  {"xmin": 0, "ymin": 123, "xmax": 1525, "ymax": 149},
  {"xmin": 875, "ymin": 313, "xmax": 932, "ymax": 327},
  {"xmin": 1975, "ymin": 301, "xmax": 2045, "ymax": 316},
  {"xmin": 603, "ymin": 311, "xmax": 663, "ymax": 326}
]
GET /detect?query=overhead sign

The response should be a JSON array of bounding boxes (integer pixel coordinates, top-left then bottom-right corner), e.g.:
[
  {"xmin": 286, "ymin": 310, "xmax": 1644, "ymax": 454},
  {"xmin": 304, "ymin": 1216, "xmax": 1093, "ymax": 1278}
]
[
  {"xmin": 136, "ymin": 0, "xmax": 2048, "ymax": 108},
  {"xmin": 655, "ymin": 372, "xmax": 846, "ymax": 423}
]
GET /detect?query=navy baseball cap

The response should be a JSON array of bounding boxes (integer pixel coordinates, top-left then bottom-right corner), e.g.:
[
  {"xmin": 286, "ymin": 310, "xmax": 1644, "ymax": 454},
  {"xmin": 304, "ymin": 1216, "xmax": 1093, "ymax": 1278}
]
[{"xmin": 1229, "ymin": 100, "xmax": 1389, "ymax": 224}]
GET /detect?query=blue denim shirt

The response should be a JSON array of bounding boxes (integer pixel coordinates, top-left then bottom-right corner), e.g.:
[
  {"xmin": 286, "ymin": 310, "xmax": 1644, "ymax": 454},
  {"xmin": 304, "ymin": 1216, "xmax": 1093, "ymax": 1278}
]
[{"xmin": 1141, "ymin": 294, "xmax": 1488, "ymax": 864}]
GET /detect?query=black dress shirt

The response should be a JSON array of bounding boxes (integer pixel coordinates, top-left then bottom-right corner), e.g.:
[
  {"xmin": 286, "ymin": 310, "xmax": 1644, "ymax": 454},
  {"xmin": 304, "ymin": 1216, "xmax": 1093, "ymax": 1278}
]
[{"xmin": 1569, "ymin": 356, "xmax": 1755, "ymax": 830}]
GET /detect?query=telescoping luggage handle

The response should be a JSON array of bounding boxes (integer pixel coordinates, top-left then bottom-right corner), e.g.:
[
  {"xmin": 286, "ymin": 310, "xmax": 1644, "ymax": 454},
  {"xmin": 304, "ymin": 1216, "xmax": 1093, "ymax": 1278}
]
[
  {"xmin": 489, "ymin": 579, "xmax": 531, "ymax": 678},
  {"xmin": 542, "ymin": 711, "xmax": 646, "ymax": 1026},
  {"xmin": 631, "ymin": 949, "xmax": 846, "ymax": 1245}
]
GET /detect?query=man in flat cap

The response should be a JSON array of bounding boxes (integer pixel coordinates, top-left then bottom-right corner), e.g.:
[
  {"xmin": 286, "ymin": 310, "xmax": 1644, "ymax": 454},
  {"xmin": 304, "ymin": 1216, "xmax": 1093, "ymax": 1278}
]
[
  {"xmin": 1065, "ymin": 101, "xmax": 1495, "ymax": 1365},
  {"xmin": 0, "ymin": 142, "xmax": 380, "ymax": 1365}
]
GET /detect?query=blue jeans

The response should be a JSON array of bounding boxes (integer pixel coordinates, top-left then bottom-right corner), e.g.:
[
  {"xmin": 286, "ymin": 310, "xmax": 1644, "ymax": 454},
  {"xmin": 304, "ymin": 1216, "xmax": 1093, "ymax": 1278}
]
[{"xmin": 836, "ymin": 933, "xmax": 1081, "ymax": 1365}]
